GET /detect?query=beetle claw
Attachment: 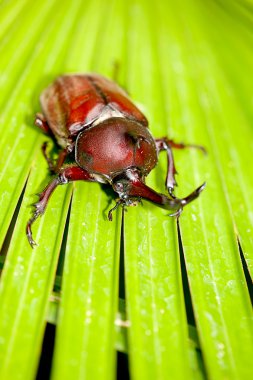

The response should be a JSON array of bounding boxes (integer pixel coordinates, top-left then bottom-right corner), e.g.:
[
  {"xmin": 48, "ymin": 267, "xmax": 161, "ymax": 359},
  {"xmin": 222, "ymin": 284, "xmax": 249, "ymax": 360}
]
[
  {"xmin": 26, "ymin": 202, "xmax": 45, "ymax": 247},
  {"xmin": 29, "ymin": 238, "xmax": 38, "ymax": 248},
  {"xmin": 26, "ymin": 218, "xmax": 38, "ymax": 248},
  {"xmin": 168, "ymin": 187, "xmax": 176, "ymax": 199}
]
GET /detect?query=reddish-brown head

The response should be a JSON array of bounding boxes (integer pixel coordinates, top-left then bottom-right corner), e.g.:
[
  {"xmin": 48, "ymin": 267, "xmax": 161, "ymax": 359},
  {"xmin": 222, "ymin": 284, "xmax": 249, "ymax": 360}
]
[{"xmin": 75, "ymin": 117, "xmax": 158, "ymax": 177}]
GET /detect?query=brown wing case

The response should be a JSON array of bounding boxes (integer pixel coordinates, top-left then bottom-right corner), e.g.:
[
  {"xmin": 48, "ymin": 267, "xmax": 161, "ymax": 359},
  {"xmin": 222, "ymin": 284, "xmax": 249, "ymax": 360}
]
[
  {"xmin": 88, "ymin": 75, "xmax": 148, "ymax": 126},
  {"xmin": 40, "ymin": 74, "xmax": 148, "ymax": 147}
]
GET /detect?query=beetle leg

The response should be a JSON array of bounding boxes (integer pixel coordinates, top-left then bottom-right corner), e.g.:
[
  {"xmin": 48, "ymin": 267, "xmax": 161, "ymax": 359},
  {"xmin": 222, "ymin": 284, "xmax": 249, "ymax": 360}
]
[
  {"xmin": 41, "ymin": 142, "xmax": 55, "ymax": 171},
  {"xmin": 167, "ymin": 139, "xmax": 206, "ymax": 154},
  {"xmin": 41, "ymin": 142, "xmax": 69, "ymax": 174},
  {"xmin": 108, "ymin": 199, "xmax": 125, "ymax": 221},
  {"xmin": 155, "ymin": 138, "xmax": 177, "ymax": 196},
  {"xmin": 55, "ymin": 149, "xmax": 68, "ymax": 171},
  {"xmin": 35, "ymin": 113, "xmax": 51, "ymax": 134},
  {"xmin": 26, "ymin": 166, "xmax": 96, "ymax": 248},
  {"xmin": 155, "ymin": 138, "xmax": 206, "ymax": 196}
]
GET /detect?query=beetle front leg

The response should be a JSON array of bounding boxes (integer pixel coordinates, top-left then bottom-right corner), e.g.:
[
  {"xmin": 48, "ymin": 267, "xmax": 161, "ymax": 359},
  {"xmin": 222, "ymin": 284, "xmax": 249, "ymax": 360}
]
[
  {"xmin": 26, "ymin": 166, "xmax": 96, "ymax": 248},
  {"xmin": 155, "ymin": 138, "xmax": 206, "ymax": 196}
]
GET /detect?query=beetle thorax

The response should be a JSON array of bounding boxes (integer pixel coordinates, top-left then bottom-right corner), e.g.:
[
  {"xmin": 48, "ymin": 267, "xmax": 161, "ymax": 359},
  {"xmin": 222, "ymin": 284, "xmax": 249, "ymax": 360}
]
[{"xmin": 75, "ymin": 117, "xmax": 158, "ymax": 178}]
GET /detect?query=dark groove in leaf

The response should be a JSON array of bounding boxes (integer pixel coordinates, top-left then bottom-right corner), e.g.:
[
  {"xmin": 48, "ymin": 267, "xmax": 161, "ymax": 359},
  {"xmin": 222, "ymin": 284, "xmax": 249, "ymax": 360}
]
[
  {"xmin": 118, "ymin": 210, "xmax": 126, "ymax": 300},
  {"xmin": 117, "ymin": 351, "xmax": 129, "ymax": 380},
  {"xmin": 177, "ymin": 220, "xmax": 207, "ymax": 378},
  {"xmin": 36, "ymin": 323, "xmax": 56, "ymax": 380},
  {"xmin": 53, "ymin": 194, "xmax": 73, "ymax": 293},
  {"xmin": 177, "ymin": 220, "xmax": 196, "ymax": 326},
  {"xmin": 0, "ymin": 177, "xmax": 28, "ymax": 262},
  {"xmin": 237, "ymin": 239, "xmax": 253, "ymax": 305}
]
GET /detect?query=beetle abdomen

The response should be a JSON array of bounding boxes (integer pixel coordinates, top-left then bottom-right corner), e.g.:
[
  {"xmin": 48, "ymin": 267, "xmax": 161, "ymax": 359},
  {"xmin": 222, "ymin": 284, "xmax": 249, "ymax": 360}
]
[{"xmin": 75, "ymin": 117, "xmax": 157, "ymax": 176}]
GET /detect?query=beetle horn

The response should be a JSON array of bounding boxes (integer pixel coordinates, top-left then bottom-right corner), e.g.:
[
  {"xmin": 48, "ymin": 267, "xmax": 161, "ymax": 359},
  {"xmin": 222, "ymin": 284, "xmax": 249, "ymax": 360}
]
[
  {"xmin": 122, "ymin": 179, "xmax": 206, "ymax": 216},
  {"xmin": 180, "ymin": 182, "xmax": 206, "ymax": 206},
  {"xmin": 168, "ymin": 182, "xmax": 206, "ymax": 216}
]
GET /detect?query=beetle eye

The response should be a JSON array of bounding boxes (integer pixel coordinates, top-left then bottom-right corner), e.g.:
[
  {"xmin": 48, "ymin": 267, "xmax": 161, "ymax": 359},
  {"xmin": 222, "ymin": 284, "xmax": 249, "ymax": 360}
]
[
  {"xmin": 113, "ymin": 179, "xmax": 130, "ymax": 195},
  {"xmin": 115, "ymin": 182, "xmax": 124, "ymax": 192}
]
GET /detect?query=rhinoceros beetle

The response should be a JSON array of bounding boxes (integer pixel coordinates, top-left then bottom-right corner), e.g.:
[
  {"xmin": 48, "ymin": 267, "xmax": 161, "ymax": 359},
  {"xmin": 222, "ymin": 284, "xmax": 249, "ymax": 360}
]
[{"xmin": 26, "ymin": 74, "xmax": 205, "ymax": 247}]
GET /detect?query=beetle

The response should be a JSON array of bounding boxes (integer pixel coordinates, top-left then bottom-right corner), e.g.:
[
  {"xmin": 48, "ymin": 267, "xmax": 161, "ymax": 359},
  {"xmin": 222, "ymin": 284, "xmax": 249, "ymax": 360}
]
[{"xmin": 26, "ymin": 74, "xmax": 205, "ymax": 247}]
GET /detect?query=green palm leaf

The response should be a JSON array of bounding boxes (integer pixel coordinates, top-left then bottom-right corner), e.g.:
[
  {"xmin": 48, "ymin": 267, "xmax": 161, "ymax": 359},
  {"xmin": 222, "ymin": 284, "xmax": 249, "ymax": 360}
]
[{"xmin": 0, "ymin": 0, "xmax": 253, "ymax": 379}]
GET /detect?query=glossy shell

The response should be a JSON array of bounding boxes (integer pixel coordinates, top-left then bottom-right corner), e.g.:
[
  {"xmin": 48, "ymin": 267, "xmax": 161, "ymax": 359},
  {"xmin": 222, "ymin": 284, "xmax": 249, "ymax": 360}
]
[
  {"xmin": 40, "ymin": 74, "xmax": 148, "ymax": 148},
  {"xmin": 75, "ymin": 117, "xmax": 157, "ymax": 177}
]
